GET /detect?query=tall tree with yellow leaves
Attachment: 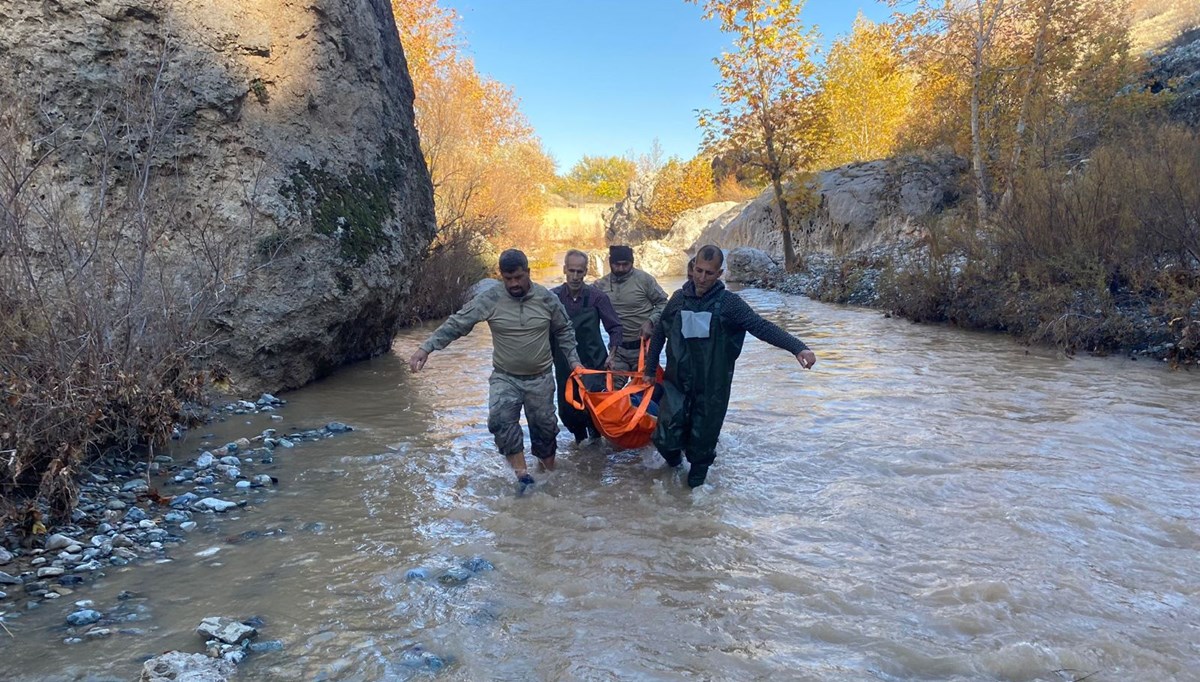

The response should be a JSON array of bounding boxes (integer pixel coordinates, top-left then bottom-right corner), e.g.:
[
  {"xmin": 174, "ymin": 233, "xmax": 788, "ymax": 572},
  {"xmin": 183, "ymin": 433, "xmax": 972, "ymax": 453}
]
[
  {"xmin": 692, "ymin": 0, "xmax": 826, "ymax": 271},
  {"xmin": 818, "ymin": 14, "xmax": 916, "ymax": 167},
  {"xmin": 892, "ymin": 0, "xmax": 1137, "ymax": 223},
  {"xmin": 392, "ymin": 0, "xmax": 554, "ymax": 243}
]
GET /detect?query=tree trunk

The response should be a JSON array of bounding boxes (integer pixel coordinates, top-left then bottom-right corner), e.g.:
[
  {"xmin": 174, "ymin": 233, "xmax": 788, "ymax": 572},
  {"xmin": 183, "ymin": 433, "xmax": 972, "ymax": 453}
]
[
  {"xmin": 1000, "ymin": 0, "xmax": 1053, "ymax": 211},
  {"xmin": 763, "ymin": 130, "xmax": 797, "ymax": 271}
]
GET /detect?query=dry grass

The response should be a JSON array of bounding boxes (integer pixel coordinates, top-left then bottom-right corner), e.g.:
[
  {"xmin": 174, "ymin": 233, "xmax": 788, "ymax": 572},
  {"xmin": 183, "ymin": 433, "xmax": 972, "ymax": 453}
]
[{"xmin": 1130, "ymin": 0, "xmax": 1200, "ymax": 51}]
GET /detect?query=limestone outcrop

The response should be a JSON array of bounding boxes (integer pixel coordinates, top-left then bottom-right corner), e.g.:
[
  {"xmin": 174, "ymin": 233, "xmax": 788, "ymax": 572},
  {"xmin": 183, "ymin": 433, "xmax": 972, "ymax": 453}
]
[
  {"xmin": 0, "ymin": 0, "xmax": 436, "ymax": 391},
  {"xmin": 698, "ymin": 153, "xmax": 967, "ymax": 262}
]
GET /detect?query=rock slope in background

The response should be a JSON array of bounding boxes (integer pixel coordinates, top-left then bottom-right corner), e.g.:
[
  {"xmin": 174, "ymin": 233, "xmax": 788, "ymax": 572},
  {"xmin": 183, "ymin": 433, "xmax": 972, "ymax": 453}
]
[{"xmin": 1, "ymin": 0, "xmax": 436, "ymax": 391}]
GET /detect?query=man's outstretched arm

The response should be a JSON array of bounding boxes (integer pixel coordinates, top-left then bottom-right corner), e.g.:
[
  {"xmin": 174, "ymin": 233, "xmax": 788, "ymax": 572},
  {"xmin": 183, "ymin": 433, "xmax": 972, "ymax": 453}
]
[{"xmin": 723, "ymin": 293, "xmax": 816, "ymax": 369}]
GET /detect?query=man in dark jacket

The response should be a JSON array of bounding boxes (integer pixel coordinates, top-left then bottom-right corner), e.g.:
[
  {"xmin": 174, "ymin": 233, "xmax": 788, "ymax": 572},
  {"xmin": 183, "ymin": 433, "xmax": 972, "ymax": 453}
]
[
  {"xmin": 551, "ymin": 249, "xmax": 623, "ymax": 443},
  {"xmin": 644, "ymin": 244, "xmax": 817, "ymax": 488}
]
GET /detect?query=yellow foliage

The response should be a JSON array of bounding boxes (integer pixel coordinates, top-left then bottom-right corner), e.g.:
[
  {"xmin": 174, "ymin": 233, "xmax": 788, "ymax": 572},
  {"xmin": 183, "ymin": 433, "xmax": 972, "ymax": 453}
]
[
  {"xmin": 818, "ymin": 15, "xmax": 917, "ymax": 167},
  {"xmin": 553, "ymin": 156, "xmax": 638, "ymax": 202},
  {"xmin": 392, "ymin": 0, "xmax": 555, "ymax": 244},
  {"xmin": 642, "ymin": 156, "xmax": 717, "ymax": 233}
]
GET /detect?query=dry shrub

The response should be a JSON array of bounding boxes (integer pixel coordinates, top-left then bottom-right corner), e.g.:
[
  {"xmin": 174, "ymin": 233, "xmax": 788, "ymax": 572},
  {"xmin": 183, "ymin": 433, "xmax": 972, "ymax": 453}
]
[
  {"xmin": 0, "ymin": 45, "xmax": 267, "ymax": 522},
  {"xmin": 715, "ymin": 174, "xmax": 762, "ymax": 202},
  {"xmin": 401, "ymin": 235, "xmax": 492, "ymax": 323},
  {"xmin": 879, "ymin": 123, "xmax": 1199, "ymax": 354}
]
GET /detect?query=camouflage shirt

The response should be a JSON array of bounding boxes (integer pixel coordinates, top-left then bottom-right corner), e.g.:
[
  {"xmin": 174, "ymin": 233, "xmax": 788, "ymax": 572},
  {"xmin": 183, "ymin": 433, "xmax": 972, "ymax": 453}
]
[{"xmin": 420, "ymin": 282, "xmax": 579, "ymax": 376}]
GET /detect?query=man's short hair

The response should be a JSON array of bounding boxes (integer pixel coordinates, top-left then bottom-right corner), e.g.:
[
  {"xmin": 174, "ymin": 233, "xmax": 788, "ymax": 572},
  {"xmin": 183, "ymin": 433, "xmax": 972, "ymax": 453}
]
[
  {"xmin": 498, "ymin": 249, "xmax": 529, "ymax": 273},
  {"xmin": 564, "ymin": 249, "xmax": 588, "ymax": 266},
  {"xmin": 696, "ymin": 244, "xmax": 724, "ymax": 267}
]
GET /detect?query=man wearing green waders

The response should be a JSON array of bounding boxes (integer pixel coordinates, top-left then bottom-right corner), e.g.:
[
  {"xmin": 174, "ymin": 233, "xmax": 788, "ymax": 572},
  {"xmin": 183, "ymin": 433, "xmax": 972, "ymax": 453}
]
[
  {"xmin": 551, "ymin": 249, "xmax": 624, "ymax": 443},
  {"xmin": 645, "ymin": 244, "xmax": 817, "ymax": 488}
]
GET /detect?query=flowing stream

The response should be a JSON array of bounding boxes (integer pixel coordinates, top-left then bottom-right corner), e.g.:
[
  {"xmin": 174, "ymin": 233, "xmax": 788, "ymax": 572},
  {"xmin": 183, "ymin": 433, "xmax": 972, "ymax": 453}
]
[{"xmin": 3, "ymin": 280, "xmax": 1199, "ymax": 681}]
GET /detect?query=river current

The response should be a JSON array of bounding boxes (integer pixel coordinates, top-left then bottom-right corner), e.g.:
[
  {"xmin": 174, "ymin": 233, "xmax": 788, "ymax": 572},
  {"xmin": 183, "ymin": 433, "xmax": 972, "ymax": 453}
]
[{"xmin": 4, "ymin": 280, "xmax": 1199, "ymax": 681}]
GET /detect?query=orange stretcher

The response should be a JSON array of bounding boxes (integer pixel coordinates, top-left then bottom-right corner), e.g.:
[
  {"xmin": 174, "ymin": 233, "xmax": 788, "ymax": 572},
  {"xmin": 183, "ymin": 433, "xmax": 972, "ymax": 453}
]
[{"xmin": 564, "ymin": 339, "xmax": 662, "ymax": 450}]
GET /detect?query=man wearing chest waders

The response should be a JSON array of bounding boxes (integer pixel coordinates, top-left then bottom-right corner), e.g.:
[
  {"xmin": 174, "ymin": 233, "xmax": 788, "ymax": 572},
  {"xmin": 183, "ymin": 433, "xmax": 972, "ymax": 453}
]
[
  {"xmin": 550, "ymin": 249, "xmax": 624, "ymax": 443},
  {"xmin": 409, "ymin": 249, "xmax": 581, "ymax": 495},
  {"xmin": 594, "ymin": 245, "xmax": 669, "ymax": 384},
  {"xmin": 644, "ymin": 244, "xmax": 817, "ymax": 488}
]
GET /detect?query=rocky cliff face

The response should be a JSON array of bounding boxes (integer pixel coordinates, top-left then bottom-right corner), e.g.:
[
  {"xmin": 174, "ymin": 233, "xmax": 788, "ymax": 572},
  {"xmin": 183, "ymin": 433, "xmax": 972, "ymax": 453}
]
[
  {"xmin": 0, "ymin": 0, "xmax": 436, "ymax": 391},
  {"xmin": 699, "ymin": 153, "xmax": 967, "ymax": 261},
  {"xmin": 1147, "ymin": 29, "xmax": 1200, "ymax": 128}
]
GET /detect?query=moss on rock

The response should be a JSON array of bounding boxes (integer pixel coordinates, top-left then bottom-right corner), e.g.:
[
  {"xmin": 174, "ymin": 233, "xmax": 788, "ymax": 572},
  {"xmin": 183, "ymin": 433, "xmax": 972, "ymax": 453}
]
[{"xmin": 281, "ymin": 145, "xmax": 405, "ymax": 265}]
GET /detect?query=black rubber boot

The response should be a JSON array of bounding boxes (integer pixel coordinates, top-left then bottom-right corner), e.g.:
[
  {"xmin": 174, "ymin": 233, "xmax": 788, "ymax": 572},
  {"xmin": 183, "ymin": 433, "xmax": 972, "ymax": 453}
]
[
  {"xmin": 516, "ymin": 473, "xmax": 536, "ymax": 496},
  {"xmin": 661, "ymin": 450, "xmax": 683, "ymax": 467},
  {"xmin": 687, "ymin": 464, "xmax": 709, "ymax": 488}
]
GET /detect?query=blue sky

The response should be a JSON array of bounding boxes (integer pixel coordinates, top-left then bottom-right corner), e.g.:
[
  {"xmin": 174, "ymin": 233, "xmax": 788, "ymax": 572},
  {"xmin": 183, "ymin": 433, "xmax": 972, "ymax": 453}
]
[{"xmin": 438, "ymin": 0, "xmax": 897, "ymax": 173}]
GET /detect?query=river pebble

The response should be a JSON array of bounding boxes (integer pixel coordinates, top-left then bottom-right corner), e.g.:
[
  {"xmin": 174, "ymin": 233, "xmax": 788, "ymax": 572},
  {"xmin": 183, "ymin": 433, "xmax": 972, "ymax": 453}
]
[
  {"xmin": 0, "ymin": 400, "xmax": 356, "ymax": 646},
  {"xmin": 66, "ymin": 609, "xmax": 102, "ymax": 626}
]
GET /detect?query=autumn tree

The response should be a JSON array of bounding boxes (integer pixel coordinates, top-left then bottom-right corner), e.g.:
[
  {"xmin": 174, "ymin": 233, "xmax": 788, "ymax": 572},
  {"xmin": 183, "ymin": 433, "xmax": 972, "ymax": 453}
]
[
  {"xmin": 642, "ymin": 155, "xmax": 717, "ymax": 232},
  {"xmin": 891, "ymin": 0, "xmax": 1138, "ymax": 222},
  {"xmin": 818, "ymin": 14, "xmax": 916, "ymax": 167},
  {"xmin": 553, "ymin": 155, "xmax": 638, "ymax": 202},
  {"xmin": 692, "ymin": 0, "xmax": 826, "ymax": 271},
  {"xmin": 392, "ymin": 0, "xmax": 554, "ymax": 243}
]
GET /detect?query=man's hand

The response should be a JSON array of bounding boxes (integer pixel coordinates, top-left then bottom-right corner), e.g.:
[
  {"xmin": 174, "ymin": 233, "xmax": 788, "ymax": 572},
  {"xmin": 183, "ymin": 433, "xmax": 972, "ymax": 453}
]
[
  {"xmin": 605, "ymin": 351, "xmax": 615, "ymax": 370},
  {"xmin": 570, "ymin": 361, "xmax": 583, "ymax": 372},
  {"xmin": 796, "ymin": 350, "xmax": 816, "ymax": 369},
  {"xmin": 640, "ymin": 320, "xmax": 655, "ymax": 339},
  {"xmin": 409, "ymin": 348, "xmax": 429, "ymax": 372}
]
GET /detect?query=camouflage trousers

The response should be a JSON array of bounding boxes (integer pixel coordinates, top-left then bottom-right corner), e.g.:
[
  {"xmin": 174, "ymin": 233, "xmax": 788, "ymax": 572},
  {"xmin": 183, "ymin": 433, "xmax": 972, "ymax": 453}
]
[
  {"xmin": 487, "ymin": 370, "xmax": 559, "ymax": 460},
  {"xmin": 609, "ymin": 344, "xmax": 645, "ymax": 388}
]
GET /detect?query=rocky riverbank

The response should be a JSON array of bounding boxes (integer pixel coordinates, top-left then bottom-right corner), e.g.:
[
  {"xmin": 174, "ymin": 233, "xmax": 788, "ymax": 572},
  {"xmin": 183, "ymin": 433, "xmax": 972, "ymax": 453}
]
[
  {"xmin": 0, "ymin": 394, "xmax": 358, "ymax": 678},
  {"xmin": 724, "ymin": 244, "xmax": 1199, "ymax": 365}
]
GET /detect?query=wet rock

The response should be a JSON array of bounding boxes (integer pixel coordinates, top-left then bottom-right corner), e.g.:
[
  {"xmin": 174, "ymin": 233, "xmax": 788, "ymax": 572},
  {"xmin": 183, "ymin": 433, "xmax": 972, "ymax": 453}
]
[
  {"xmin": 404, "ymin": 567, "xmax": 429, "ymax": 582},
  {"xmin": 195, "ymin": 452, "xmax": 216, "ymax": 469},
  {"xmin": 325, "ymin": 422, "xmax": 352, "ymax": 433},
  {"xmin": 0, "ymin": 571, "xmax": 21, "ymax": 585},
  {"xmin": 36, "ymin": 567, "xmax": 65, "ymax": 579},
  {"xmin": 67, "ymin": 609, "xmax": 103, "ymax": 626},
  {"xmin": 140, "ymin": 651, "xmax": 235, "ymax": 682},
  {"xmin": 106, "ymin": 499, "xmax": 127, "ymax": 511},
  {"xmin": 437, "ymin": 567, "xmax": 472, "ymax": 587},
  {"xmin": 180, "ymin": 522, "xmax": 198, "ymax": 532},
  {"xmin": 461, "ymin": 557, "xmax": 494, "ymax": 573},
  {"xmin": 197, "ymin": 616, "xmax": 257, "ymax": 644},
  {"xmin": 249, "ymin": 639, "xmax": 284, "ymax": 653},
  {"xmin": 397, "ymin": 644, "xmax": 447, "ymax": 671},
  {"xmin": 122, "ymin": 479, "xmax": 150, "ymax": 493},
  {"xmin": 0, "ymin": 590, "xmax": 7, "ymax": 600},
  {"xmin": 195, "ymin": 498, "xmax": 240, "ymax": 513},
  {"xmin": 57, "ymin": 575, "xmax": 85, "ymax": 587},
  {"xmin": 0, "ymin": 548, "xmax": 15, "ymax": 565}
]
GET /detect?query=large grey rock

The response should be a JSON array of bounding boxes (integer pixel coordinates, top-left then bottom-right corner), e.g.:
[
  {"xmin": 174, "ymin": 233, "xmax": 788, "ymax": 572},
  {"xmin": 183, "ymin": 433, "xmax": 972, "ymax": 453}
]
[
  {"xmin": 725, "ymin": 248, "xmax": 780, "ymax": 284},
  {"xmin": 631, "ymin": 241, "xmax": 689, "ymax": 278},
  {"xmin": 662, "ymin": 201, "xmax": 744, "ymax": 252},
  {"xmin": 141, "ymin": 651, "xmax": 235, "ymax": 682},
  {"xmin": 603, "ymin": 173, "xmax": 656, "ymax": 245},
  {"xmin": 197, "ymin": 616, "xmax": 258, "ymax": 644},
  {"xmin": 1, "ymin": 0, "xmax": 436, "ymax": 392},
  {"xmin": 1147, "ymin": 31, "xmax": 1200, "ymax": 127},
  {"xmin": 698, "ymin": 153, "xmax": 967, "ymax": 263}
]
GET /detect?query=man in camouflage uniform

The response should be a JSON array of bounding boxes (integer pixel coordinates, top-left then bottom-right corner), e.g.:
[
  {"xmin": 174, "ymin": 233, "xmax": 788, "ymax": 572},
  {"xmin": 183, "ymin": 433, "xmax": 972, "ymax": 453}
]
[
  {"xmin": 594, "ymin": 245, "xmax": 669, "ymax": 377},
  {"xmin": 410, "ymin": 249, "xmax": 580, "ymax": 493}
]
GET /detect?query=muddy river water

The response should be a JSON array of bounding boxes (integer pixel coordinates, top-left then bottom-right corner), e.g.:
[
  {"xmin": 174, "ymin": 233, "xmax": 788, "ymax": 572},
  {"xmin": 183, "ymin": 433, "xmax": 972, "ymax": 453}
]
[{"xmin": 4, "ymin": 281, "xmax": 1199, "ymax": 681}]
